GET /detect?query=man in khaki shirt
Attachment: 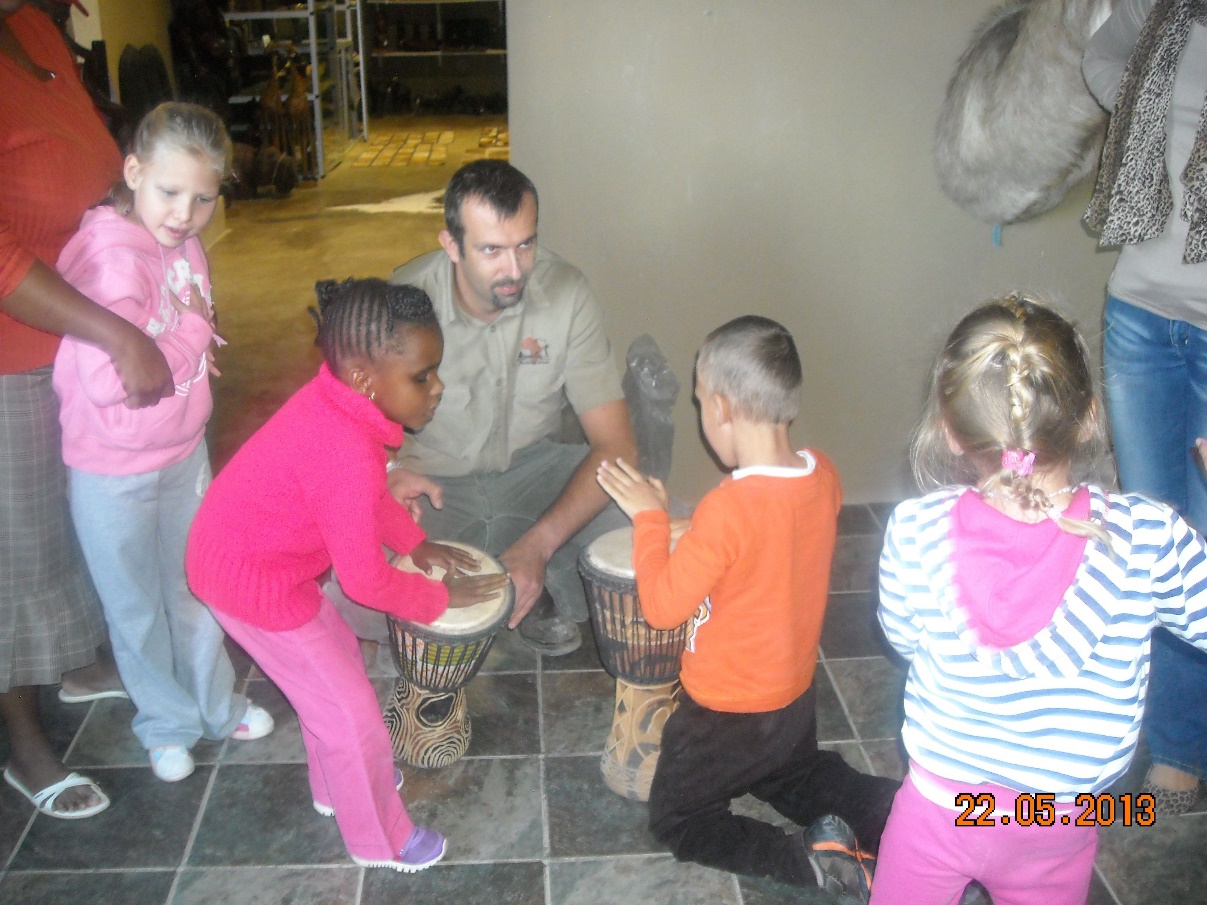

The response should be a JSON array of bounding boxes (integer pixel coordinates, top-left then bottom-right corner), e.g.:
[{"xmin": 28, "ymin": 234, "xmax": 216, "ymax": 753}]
[{"xmin": 374, "ymin": 160, "xmax": 636, "ymax": 655}]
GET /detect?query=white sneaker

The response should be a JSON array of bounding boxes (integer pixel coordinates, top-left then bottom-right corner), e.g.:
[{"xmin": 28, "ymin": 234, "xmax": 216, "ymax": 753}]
[
  {"xmin": 230, "ymin": 702, "xmax": 274, "ymax": 741},
  {"xmin": 150, "ymin": 745, "xmax": 194, "ymax": 783}
]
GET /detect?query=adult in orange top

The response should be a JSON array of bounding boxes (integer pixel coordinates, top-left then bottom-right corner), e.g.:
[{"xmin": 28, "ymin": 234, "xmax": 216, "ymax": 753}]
[
  {"xmin": 597, "ymin": 315, "xmax": 898, "ymax": 891},
  {"xmin": 0, "ymin": 0, "xmax": 172, "ymax": 819}
]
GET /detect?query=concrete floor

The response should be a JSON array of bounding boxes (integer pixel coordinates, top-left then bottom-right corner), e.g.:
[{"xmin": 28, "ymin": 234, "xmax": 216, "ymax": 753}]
[{"xmin": 1, "ymin": 115, "xmax": 1205, "ymax": 905}]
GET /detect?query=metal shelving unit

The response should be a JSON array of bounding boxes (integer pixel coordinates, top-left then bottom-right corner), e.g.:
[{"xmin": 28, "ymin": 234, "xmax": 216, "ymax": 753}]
[
  {"xmin": 364, "ymin": 0, "xmax": 506, "ymax": 111},
  {"xmin": 225, "ymin": 1, "xmax": 369, "ymax": 177}
]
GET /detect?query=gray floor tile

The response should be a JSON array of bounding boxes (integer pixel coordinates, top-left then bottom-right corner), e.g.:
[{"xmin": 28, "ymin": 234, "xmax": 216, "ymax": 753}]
[
  {"xmin": 820, "ymin": 739, "xmax": 876, "ymax": 775},
  {"xmin": 225, "ymin": 637, "xmax": 256, "ymax": 687},
  {"xmin": 0, "ymin": 869, "xmax": 174, "ymax": 905},
  {"xmin": 814, "ymin": 669, "xmax": 856, "ymax": 743},
  {"xmin": 544, "ymin": 755, "xmax": 660, "ymax": 858},
  {"xmin": 730, "ymin": 793, "xmax": 797, "ymax": 831},
  {"xmin": 542, "ymin": 671, "xmax": 615, "ymax": 755},
  {"xmin": 861, "ymin": 738, "xmax": 907, "ymax": 781},
  {"xmin": 824, "ymin": 657, "xmax": 907, "ymax": 742},
  {"xmin": 738, "ymin": 871, "xmax": 855, "ymax": 904},
  {"xmin": 480, "ymin": 623, "xmax": 540, "ymax": 674},
  {"xmin": 465, "ymin": 672, "xmax": 540, "ymax": 757},
  {"xmin": 10, "ymin": 766, "xmax": 205, "ymax": 870},
  {"xmin": 829, "ymin": 534, "xmax": 881, "ymax": 594},
  {"xmin": 821, "ymin": 591, "xmax": 891, "ymax": 660},
  {"xmin": 400, "ymin": 756, "xmax": 544, "ymax": 862},
  {"xmin": 1095, "ymin": 813, "xmax": 1207, "ymax": 903},
  {"xmin": 220, "ymin": 678, "xmax": 305, "ymax": 765},
  {"xmin": 172, "ymin": 865, "xmax": 361, "ymax": 904},
  {"xmin": 0, "ymin": 686, "xmax": 89, "ymax": 766},
  {"xmin": 838, "ymin": 504, "xmax": 880, "ymax": 536},
  {"xmin": 362, "ymin": 860, "xmax": 546, "ymax": 905},
  {"xmin": 63, "ymin": 698, "xmax": 146, "ymax": 768},
  {"xmin": 549, "ymin": 855, "xmax": 741, "ymax": 905},
  {"xmin": 540, "ymin": 618, "xmax": 606, "ymax": 674},
  {"xmin": 867, "ymin": 501, "xmax": 898, "ymax": 532},
  {"xmin": 0, "ymin": 783, "xmax": 31, "ymax": 868},
  {"xmin": 188, "ymin": 763, "xmax": 346, "ymax": 867}
]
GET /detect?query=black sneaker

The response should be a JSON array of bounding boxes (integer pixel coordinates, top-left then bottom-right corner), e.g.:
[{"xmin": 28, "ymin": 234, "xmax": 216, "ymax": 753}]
[
  {"xmin": 802, "ymin": 814, "xmax": 875, "ymax": 904},
  {"xmin": 518, "ymin": 591, "xmax": 582, "ymax": 656}
]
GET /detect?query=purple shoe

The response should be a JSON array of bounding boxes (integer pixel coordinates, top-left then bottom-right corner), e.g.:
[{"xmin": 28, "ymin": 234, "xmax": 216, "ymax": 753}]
[{"xmin": 351, "ymin": 826, "xmax": 446, "ymax": 872}]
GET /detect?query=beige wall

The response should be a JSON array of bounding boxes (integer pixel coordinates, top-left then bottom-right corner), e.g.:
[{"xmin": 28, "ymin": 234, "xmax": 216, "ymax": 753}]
[{"xmin": 507, "ymin": 0, "xmax": 1119, "ymax": 505}]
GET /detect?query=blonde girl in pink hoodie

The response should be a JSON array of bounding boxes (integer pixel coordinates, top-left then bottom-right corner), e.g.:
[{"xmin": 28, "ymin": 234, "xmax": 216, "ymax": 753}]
[{"xmin": 52, "ymin": 102, "xmax": 273, "ymax": 784}]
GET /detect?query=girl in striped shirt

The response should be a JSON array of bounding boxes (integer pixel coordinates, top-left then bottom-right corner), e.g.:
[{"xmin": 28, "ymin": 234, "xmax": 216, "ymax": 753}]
[{"xmin": 871, "ymin": 294, "xmax": 1207, "ymax": 905}]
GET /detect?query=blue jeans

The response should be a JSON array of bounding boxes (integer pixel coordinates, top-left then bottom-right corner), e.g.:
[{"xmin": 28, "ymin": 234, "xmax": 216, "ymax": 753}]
[
  {"xmin": 1104, "ymin": 296, "xmax": 1207, "ymax": 777},
  {"xmin": 69, "ymin": 443, "xmax": 244, "ymax": 750}
]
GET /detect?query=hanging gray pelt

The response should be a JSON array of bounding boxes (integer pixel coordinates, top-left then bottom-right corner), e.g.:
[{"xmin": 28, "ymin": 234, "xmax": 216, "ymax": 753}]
[{"xmin": 935, "ymin": 0, "xmax": 1116, "ymax": 225}]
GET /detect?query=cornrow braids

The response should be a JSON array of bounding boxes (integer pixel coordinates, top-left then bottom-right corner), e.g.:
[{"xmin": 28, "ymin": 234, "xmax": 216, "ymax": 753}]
[
  {"xmin": 911, "ymin": 292, "xmax": 1111, "ymax": 543},
  {"xmin": 310, "ymin": 278, "xmax": 438, "ymax": 369}
]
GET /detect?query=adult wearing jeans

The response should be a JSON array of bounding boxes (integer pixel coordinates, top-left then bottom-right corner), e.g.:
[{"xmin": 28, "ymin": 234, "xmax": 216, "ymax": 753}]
[{"xmin": 1084, "ymin": 0, "xmax": 1207, "ymax": 815}]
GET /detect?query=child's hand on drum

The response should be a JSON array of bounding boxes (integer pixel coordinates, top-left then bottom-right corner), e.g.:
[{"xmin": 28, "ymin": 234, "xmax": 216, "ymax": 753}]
[
  {"xmin": 410, "ymin": 540, "xmax": 481, "ymax": 577},
  {"xmin": 445, "ymin": 572, "xmax": 511, "ymax": 608},
  {"xmin": 596, "ymin": 457, "xmax": 669, "ymax": 519}
]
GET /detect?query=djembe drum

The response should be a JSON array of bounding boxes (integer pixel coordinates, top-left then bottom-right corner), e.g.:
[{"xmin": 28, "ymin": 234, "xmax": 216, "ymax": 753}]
[
  {"xmin": 579, "ymin": 527, "xmax": 690, "ymax": 801},
  {"xmin": 383, "ymin": 543, "xmax": 513, "ymax": 769}
]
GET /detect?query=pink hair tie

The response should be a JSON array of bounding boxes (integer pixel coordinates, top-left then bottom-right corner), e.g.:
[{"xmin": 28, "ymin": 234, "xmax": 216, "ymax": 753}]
[{"xmin": 1002, "ymin": 449, "xmax": 1035, "ymax": 476}]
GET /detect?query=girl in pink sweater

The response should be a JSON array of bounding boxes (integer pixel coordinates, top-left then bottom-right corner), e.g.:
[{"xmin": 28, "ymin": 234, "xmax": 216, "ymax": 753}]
[
  {"xmin": 187, "ymin": 277, "xmax": 508, "ymax": 872},
  {"xmin": 53, "ymin": 103, "xmax": 273, "ymax": 786}
]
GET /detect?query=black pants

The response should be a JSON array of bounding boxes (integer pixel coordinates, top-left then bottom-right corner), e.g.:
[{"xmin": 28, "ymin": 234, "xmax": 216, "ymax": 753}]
[{"xmin": 647, "ymin": 684, "xmax": 900, "ymax": 886}]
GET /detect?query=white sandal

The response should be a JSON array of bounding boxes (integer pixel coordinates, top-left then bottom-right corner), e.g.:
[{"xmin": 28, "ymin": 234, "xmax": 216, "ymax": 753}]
[{"xmin": 3, "ymin": 767, "xmax": 110, "ymax": 819}]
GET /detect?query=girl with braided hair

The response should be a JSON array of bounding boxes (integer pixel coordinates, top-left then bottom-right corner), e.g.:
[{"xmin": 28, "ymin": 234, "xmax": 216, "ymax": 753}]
[
  {"xmin": 871, "ymin": 294, "xmax": 1207, "ymax": 905},
  {"xmin": 186, "ymin": 277, "xmax": 508, "ymax": 873}
]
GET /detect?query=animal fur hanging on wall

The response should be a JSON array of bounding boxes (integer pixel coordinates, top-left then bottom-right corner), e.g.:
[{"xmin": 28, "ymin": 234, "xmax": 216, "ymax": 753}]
[{"xmin": 935, "ymin": 0, "xmax": 1117, "ymax": 224}]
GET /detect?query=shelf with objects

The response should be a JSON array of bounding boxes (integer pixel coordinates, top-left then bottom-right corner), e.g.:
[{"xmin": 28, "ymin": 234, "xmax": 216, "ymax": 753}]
[
  {"xmin": 223, "ymin": 1, "xmax": 369, "ymax": 181},
  {"xmin": 364, "ymin": 0, "xmax": 506, "ymax": 115}
]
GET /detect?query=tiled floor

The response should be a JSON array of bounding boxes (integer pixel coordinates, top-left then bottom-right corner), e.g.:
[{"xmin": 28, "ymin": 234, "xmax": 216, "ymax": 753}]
[
  {"xmin": 2, "ymin": 116, "xmax": 1204, "ymax": 904},
  {"xmin": 3, "ymin": 505, "xmax": 1204, "ymax": 903}
]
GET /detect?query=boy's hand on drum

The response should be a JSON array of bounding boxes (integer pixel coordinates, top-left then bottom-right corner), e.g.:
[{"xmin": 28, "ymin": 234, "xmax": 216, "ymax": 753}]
[
  {"xmin": 445, "ymin": 572, "xmax": 511, "ymax": 608},
  {"xmin": 596, "ymin": 457, "xmax": 669, "ymax": 519},
  {"xmin": 410, "ymin": 541, "xmax": 481, "ymax": 577}
]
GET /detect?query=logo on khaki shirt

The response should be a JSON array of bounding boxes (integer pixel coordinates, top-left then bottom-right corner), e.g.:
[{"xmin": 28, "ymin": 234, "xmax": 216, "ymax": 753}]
[{"xmin": 518, "ymin": 336, "xmax": 550, "ymax": 365}]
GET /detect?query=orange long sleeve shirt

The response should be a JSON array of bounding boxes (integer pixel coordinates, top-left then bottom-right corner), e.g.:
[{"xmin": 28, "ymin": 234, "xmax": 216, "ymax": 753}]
[
  {"xmin": 0, "ymin": 5, "xmax": 122, "ymax": 374},
  {"xmin": 631, "ymin": 450, "xmax": 840, "ymax": 713}
]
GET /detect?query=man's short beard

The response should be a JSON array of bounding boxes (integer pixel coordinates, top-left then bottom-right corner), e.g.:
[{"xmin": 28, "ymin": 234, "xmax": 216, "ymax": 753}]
[{"xmin": 489, "ymin": 282, "xmax": 527, "ymax": 309}]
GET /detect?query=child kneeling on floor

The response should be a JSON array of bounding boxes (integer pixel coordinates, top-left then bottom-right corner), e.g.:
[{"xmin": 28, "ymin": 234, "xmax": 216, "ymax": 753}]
[
  {"xmin": 186, "ymin": 278, "xmax": 507, "ymax": 872},
  {"xmin": 597, "ymin": 315, "xmax": 898, "ymax": 902}
]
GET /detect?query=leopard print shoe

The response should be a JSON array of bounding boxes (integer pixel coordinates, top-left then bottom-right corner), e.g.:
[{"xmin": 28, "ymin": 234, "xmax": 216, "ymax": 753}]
[{"xmin": 1140, "ymin": 780, "xmax": 1200, "ymax": 817}]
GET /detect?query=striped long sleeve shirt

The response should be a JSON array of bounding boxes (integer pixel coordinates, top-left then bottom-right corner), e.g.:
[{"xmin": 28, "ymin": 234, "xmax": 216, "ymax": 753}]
[{"xmin": 879, "ymin": 485, "xmax": 1207, "ymax": 800}]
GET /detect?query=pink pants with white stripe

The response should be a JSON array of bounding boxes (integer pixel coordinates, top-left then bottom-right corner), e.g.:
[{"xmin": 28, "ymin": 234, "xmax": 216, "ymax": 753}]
[{"xmin": 213, "ymin": 596, "xmax": 414, "ymax": 862}]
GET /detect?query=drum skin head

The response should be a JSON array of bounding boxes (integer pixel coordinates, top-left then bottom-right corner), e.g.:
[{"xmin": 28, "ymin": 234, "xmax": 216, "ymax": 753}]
[
  {"xmin": 584, "ymin": 527, "xmax": 636, "ymax": 578},
  {"xmin": 393, "ymin": 541, "xmax": 512, "ymax": 635}
]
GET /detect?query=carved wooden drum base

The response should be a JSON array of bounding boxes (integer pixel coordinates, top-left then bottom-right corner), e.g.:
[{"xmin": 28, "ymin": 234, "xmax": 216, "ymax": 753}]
[
  {"xmin": 383, "ymin": 677, "xmax": 470, "ymax": 769},
  {"xmin": 600, "ymin": 679, "xmax": 680, "ymax": 802}
]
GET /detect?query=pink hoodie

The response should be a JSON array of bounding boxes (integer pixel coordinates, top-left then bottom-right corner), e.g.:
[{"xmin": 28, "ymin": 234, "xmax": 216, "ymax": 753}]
[{"xmin": 53, "ymin": 206, "xmax": 214, "ymax": 475}]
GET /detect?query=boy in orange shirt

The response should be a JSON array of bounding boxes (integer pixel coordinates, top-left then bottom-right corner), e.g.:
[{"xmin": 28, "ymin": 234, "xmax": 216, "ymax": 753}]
[{"xmin": 597, "ymin": 315, "xmax": 897, "ymax": 901}]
